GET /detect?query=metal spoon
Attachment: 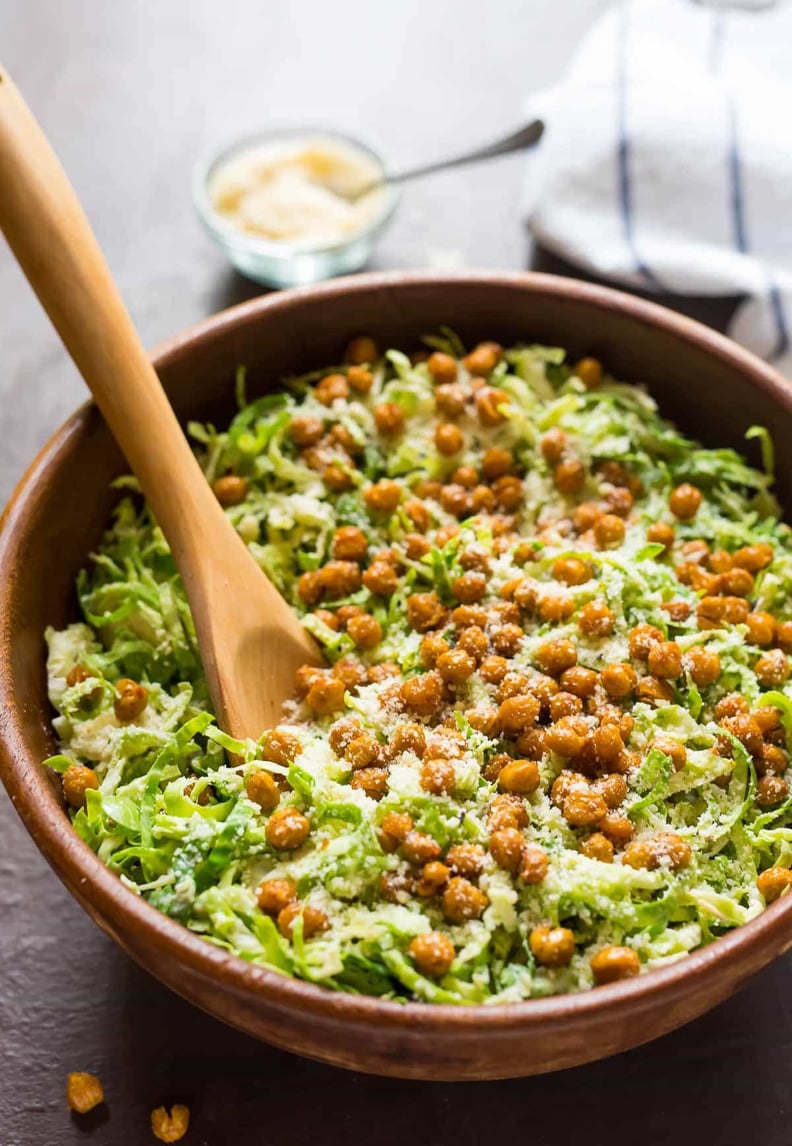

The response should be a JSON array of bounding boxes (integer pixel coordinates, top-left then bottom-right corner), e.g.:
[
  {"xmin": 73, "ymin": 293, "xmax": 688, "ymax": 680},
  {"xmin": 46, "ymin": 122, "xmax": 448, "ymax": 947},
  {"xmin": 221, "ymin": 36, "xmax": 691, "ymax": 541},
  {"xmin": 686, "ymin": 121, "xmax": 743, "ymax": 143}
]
[{"xmin": 350, "ymin": 119, "xmax": 545, "ymax": 200}]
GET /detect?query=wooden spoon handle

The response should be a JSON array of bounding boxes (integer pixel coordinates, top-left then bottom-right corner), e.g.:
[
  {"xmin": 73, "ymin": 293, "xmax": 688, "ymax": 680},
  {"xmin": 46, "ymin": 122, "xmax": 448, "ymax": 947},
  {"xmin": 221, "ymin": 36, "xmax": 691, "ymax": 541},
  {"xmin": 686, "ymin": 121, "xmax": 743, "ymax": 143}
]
[{"xmin": 0, "ymin": 68, "xmax": 231, "ymax": 567}]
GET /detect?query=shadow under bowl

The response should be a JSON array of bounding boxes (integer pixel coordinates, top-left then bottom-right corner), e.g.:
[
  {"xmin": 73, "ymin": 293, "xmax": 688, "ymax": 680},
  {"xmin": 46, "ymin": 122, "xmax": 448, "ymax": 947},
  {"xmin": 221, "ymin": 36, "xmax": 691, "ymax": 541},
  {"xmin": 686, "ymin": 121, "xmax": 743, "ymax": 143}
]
[{"xmin": 3, "ymin": 270, "xmax": 792, "ymax": 1081}]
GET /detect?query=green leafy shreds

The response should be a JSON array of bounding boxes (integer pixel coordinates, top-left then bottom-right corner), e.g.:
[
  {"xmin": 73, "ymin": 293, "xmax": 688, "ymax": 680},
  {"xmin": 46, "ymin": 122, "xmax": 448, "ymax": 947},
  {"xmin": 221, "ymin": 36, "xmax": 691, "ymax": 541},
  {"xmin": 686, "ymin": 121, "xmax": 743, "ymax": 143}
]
[{"xmin": 44, "ymin": 338, "xmax": 792, "ymax": 1004}]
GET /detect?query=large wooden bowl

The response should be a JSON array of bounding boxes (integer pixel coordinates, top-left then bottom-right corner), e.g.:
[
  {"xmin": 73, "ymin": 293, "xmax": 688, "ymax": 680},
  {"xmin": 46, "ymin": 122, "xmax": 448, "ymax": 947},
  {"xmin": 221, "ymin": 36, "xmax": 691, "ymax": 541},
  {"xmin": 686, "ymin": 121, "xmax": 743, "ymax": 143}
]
[{"xmin": 3, "ymin": 271, "xmax": 792, "ymax": 1081}]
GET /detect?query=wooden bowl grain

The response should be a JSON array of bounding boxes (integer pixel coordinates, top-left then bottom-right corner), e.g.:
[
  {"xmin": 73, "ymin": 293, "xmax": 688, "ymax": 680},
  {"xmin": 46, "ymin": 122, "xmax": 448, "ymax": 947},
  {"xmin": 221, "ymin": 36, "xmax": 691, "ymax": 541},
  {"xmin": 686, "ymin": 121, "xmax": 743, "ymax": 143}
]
[{"xmin": 3, "ymin": 270, "xmax": 792, "ymax": 1081}]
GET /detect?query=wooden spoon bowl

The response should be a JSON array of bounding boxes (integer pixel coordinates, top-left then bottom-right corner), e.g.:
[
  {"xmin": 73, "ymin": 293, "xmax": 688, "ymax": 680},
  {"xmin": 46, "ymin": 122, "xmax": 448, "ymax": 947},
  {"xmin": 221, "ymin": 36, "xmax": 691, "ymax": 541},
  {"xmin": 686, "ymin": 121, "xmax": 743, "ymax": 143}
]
[{"xmin": 3, "ymin": 271, "xmax": 792, "ymax": 1079}]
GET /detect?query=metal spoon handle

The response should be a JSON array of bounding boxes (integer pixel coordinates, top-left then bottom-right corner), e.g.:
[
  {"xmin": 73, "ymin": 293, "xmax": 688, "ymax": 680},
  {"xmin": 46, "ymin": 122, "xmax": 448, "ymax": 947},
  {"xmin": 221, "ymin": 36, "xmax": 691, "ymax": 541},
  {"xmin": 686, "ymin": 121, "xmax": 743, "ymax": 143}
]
[{"xmin": 359, "ymin": 119, "xmax": 544, "ymax": 198}]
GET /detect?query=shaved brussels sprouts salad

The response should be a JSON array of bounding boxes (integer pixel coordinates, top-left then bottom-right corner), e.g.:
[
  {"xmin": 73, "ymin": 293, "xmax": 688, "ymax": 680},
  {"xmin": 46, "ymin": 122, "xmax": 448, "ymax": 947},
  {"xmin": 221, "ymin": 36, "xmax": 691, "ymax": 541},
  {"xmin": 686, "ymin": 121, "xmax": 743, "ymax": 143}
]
[{"xmin": 45, "ymin": 332, "xmax": 792, "ymax": 1004}]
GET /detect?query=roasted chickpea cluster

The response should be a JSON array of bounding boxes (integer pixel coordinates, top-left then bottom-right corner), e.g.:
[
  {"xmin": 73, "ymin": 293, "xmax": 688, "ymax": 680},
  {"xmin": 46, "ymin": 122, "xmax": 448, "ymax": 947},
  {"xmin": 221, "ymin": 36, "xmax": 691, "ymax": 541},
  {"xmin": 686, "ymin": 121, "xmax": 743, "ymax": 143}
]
[{"xmin": 54, "ymin": 337, "xmax": 792, "ymax": 1004}]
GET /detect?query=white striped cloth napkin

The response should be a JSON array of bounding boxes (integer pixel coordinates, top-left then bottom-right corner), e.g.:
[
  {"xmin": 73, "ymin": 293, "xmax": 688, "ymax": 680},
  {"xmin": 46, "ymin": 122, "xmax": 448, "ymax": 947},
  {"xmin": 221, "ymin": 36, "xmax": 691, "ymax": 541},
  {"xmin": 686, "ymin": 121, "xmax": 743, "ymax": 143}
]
[{"xmin": 525, "ymin": 0, "xmax": 792, "ymax": 375}]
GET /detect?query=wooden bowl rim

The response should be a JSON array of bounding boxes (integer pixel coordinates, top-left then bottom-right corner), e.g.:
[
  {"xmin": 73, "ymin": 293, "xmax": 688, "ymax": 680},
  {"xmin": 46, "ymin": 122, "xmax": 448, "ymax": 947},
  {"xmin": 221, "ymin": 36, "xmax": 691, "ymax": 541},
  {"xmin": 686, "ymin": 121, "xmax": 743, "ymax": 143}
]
[{"xmin": 4, "ymin": 268, "xmax": 792, "ymax": 1035}]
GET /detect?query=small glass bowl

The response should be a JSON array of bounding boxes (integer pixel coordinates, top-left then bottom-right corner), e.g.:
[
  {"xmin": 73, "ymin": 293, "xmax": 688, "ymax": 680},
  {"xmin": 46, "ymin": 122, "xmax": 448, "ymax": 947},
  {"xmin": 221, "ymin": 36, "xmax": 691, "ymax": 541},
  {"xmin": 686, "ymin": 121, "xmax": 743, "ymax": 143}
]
[{"xmin": 193, "ymin": 128, "xmax": 399, "ymax": 289}]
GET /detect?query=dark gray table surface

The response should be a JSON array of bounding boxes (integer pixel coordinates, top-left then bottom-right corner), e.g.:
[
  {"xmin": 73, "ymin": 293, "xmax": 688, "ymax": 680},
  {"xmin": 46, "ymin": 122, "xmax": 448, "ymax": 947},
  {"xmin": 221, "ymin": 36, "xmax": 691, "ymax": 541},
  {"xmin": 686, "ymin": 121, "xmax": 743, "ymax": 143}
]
[{"xmin": 0, "ymin": 3, "xmax": 785, "ymax": 1144}]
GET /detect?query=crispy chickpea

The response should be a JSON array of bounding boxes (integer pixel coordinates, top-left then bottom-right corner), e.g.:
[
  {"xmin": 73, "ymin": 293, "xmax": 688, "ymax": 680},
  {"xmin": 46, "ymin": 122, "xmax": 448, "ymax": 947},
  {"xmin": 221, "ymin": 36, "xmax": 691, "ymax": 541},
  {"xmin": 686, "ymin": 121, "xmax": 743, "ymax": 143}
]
[
  {"xmin": 362, "ymin": 562, "xmax": 400, "ymax": 598},
  {"xmin": 677, "ymin": 562, "xmax": 718, "ymax": 593},
  {"xmin": 716, "ymin": 694, "xmax": 749, "ymax": 720},
  {"xmin": 449, "ymin": 573, "xmax": 485, "ymax": 606},
  {"xmin": 442, "ymin": 876, "xmax": 488, "ymax": 923},
  {"xmin": 62, "ymin": 764, "xmax": 99, "ymax": 810},
  {"xmin": 332, "ymin": 658, "xmax": 367, "ymax": 692},
  {"xmin": 498, "ymin": 759, "xmax": 540, "ymax": 795},
  {"xmin": 563, "ymin": 786, "xmax": 608, "ymax": 827},
  {"xmin": 343, "ymin": 366, "xmax": 372, "ymax": 396},
  {"xmin": 478, "ymin": 655, "xmax": 507, "ymax": 685},
  {"xmin": 329, "ymin": 716, "xmax": 362, "ymax": 756},
  {"xmin": 755, "ymin": 649, "xmax": 791, "ymax": 688},
  {"xmin": 344, "ymin": 335, "xmax": 378, "ymax": 365},
  {"xmin": 439, "ymin": 483, "xmax": 471, "ymax": 518},
  {"xmin": 465, "ymin": 707, "xmax": 501, "ymax": 739},
  {"xmin": 407, "ymin": 592, "xmax": 446, "ymax": 633},
  {"xmin": 295, "ymin": 664, "xmax": 324, "ymax": 699},
  {"xmin": 401, "ymin": 670, "xmax": 445, "ymax": 716},
  {"xmin": 591, "ymin": 946, "xmax": 641, "ymax": 984},
  {"xmin": 606, "ymin": 487, "xmax": 634, "ymax": 518},
  {"xmin": 391, "ymin": 724, "xmax": 426, "ymax": 760},
  {"xmin": 556, "ymin": 667, "xmax": 596, "ymax": 699},
  {"xmin": 594, "ymin": 514, "xmax": 626, "ymax": 549},
  {"xmin": 436, "ymin": 648, "xmax": 476, "ymax": 685},
  {"xmin": 488, "ymin": 793, "xmax": 530, "ymax": 833},
  {"xmin": 623, "ymin": 831, "xmax": 691, "ymax": 871},
  {"xmin": 636, "ymin": 676, "xmax": 675, "ymax": 704},
  {"xmin": 420, "ymin": 757, "xmax": 456, "ymax": 795},
  {"xmin": 290, "ymin": 415, "xmax": 324, "ymax": 448},
  {"xmin": 757, "ymin": 774, "xmax": 789, "ymax": 806},
  {"xmin": 491, "ymin": 623, "xmax": 525, "ymax": 657},
  {"xmin": 594, "ymin": 666, "xmax": 632, "ymax": 704},
  {"xmin": 757, "ymin": 867, "xmax": 792, "ymax": 903},
  {"xmin": 628, "ymin": 624, "xmax": 663, "ymax": 660},
  {"xmin": 434, "ymin": 383, "xmax": 466, "ymax": 419},
  {"xmin": 266, "ymin": 806, "xmax": 310, "ymax": 850},
  {"xmin": 647, "ymin": 521, "xmax": 675, "ymax": 553},
  {"xmin": 349, "ymin": 766, "xmax": 389, "ymax": 798},
  {"xmin": 755, "ymin": 706, "xmax": 782, "ymax": 735},
  {"xmin": 573, "ymin": 356, "xmax": 602, "ymax": 389},
  {"xmin": 546, "ymin": 717, "xmax": 587, "ymax": 758},
  {"xmin": 581, "ymin": 833, "xmax": 615, "ymax": 863},
  {"xmin": 316, "ymin": 373, "xmax": 349, "ymax": 406},
  {"xmin": 554, "ymin": 459, "xmax": 586, "ymax": 496},
  {"xmin": 66, "ymin": 1072, "xmax": 104, "ymax": 1115},
  {"xmin": 364, "ymin": 479, "xmax": 402, "ymax": 515},
  {"xmin": 661, "ymin": 600, "xmax": 691, "ymax": 623},
  {"xmin": 114, "ymin": 678, "xmax": 148, "ymax": 723},
  {"xmin": 409, "ymin": 931, "xmax": 455, "ymax": 978},
  {"xmin": 313, "ymin": 608, "xmax": 340, "ymax": 632},
  {"xmin": 495, "ymin": 695, "xmax": 538, "ymax": 737},
  {"xmin": 733, "ymin": 543, "xmax": 774, "ymax": 571},
  {"xmin": 453, "ymin": 603, "xmax": 488, "ymax": 628},
  {"xmin": 552, "ymin": 557, "xmax": 592, "ymax": 586},
  {"xmin": 540, "ymin": 428, "xmax": 568, "ymax": 465},
  {"xmin": 378, "ymin": 811, "xmax": 414, "ymax": 852},
  {"xmin": 717, "ymin": 567, "xmax": 754, "ymax": 598},
  {"xmin": 322, "ymin": 462, "xmax": 353, "ymax": 492},
  {"xmin": 592, "ymin": 725, "xmax": 625, "ymax": 769},
  {"xmin": 571, "ymin": 503, "xmax": 601, "ymax": 534},
  {"xmin": 652, "ymin": 735, "xmax": 687, "ymax": 772},
  {"xmin": 478, "ymin": 447, "xmax": 512, "ymax": 482},
  {"xmin": 379, "ymin": 871, "xmax": 411, "ymax": 903},
  {"xmin": 446, "ymin": 843, "xmax": 486, "ymax": 878},
  {"xmin": 489, "ymin": 827, "xmax": 526, "ymax": 873},
  {"xmin": 278, "ymin": 901, "xmax": 330, "ymax": 940},
  {"xmin": 708, "ymin": 549, "xmax": 733, "ymax": 574},
  {"xmin": 529, "ymin": 925, "xmax": 575, "ymax": 967},
  {"xmin": 321, "ymin": 560, "xmax": 362, "ymax": 597},
  {"xmin": 647, "ymin": 640, "xmax": 683, "ymax": 679},
  {"xmin": 721, "ymin": 714, "xmax": 763, "ymax": 756},
  {"xmin": 332, "ymin": 525, "xmax": 368, "ymax": 563},
  {"xmin": 245, "ymin": 769, "xmax": 281, "ymax": 812},
  {"xmin": 373, "ymin": 402, "xmax": 404, "ymax": 436},
  {"xmin": 598, "ymin": 813, "xmax": 634, "ymax": 847},
  {"xmin": 297, "ymin": 571, "xmax": 324, "ymax": 607},
  {"xmin": 420, "ymin": 634, "xmax": 449, "ymax": 668},
  {"xmin": 150, "ymin": 1106, "xmax": 190, "ymax": 1144},
  {"xmin": 578, "ymin": 600, "xmax": 615, "ymax": 638},
  {"xmin": 669, "ymin": 483, "xmax": 702, "ymax": 520},
  {"xmin": 757, "ymin": 743, "xmax": 787, "ymax": 776},
  {"xmin": 777, "ymin": 621, "xmax": 792, "ymax": 652},
  {"xmin": 550, "ymin": 691, "xmax": 583, "ymax": 721},
  {"xmin": 345, "ymin": 733, "xmax": 381, "ymax": 770},
  {"xmin": 262, "ymin": 729, "xmax": 301, "ymax": 766},
  {"xmin": 256, "ymin": 878, "xmax": 297, "ymax": 916},
  {"xmin": 463, "ymin": 341, "xmax": 502, "ymax": 375},
  {"xmin": 517, "ymin": 842, "xmax": 547, "ymax": 884},
  {"xmin": 745, "ymin": 611, "xmax": 777, "ymax": 647},
  {"xmin": 452, "ymin": 467, "xmax": 478, "ymax": 492},
  {"xmin": 305, "ymin": 676, "xmax": 346, "ymax": 715},
  {"xmin": 536, "ymin": 638, "xmax": 577, "ymax": 676},
  {"xmin": 435, "ymin": 422, "xmax": 464, "ymax": 456},
  {"xmin": 539, "ymin": 594, "xmax": 577, "ymax": 624},
  {"xmin": 491, "ymin": 475, "xmax": 523, "ymax": 512},
  {"xmin": 683, "ymin": 646, "xmax": 722, "ymax": 687},
  {"xmin": 212, "ymin": 473, "xmax": 248, "ymax": 507},
  {"xmin": 346, "ymin": 614, "xmax": 383, "ymax": 651},
  {"xmin": 457, "ymin": 625, "xmax": 488, "ymax": 662},
  {"xmin": 425, "ymin": 351, "xmax": 458, "ymax": 384}
]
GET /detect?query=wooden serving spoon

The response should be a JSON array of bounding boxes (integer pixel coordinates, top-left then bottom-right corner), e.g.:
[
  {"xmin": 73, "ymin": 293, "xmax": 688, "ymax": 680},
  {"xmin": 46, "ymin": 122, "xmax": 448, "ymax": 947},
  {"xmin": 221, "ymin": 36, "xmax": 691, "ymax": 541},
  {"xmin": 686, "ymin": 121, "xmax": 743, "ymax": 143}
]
[{"xmin": 0, "ymin": 69, "xmax": 322, "ymax": 740}]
